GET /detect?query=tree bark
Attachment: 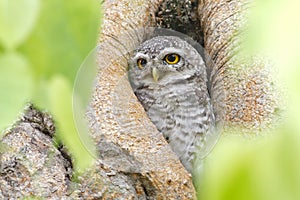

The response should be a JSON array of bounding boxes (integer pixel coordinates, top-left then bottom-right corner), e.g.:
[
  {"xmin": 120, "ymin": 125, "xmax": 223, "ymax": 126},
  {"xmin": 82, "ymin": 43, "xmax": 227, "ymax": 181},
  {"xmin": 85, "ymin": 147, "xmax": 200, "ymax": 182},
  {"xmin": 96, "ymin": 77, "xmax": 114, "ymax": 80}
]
[
  {"xmin": 0, "ymin": 105, "xmax": 72, "ymax": 199},
  {"xmin": 87, "ymin": 0, "xmax": 196, "ymax": 199},
  {"xmin": 199, "ymin": 0, "xmax": 281, "ymax": 132}
]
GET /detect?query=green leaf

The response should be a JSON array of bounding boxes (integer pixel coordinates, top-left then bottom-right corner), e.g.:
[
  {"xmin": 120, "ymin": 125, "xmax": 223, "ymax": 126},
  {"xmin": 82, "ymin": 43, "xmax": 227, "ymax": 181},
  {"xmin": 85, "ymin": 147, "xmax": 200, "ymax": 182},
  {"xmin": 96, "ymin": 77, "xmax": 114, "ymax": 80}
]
[
  {"xmin": 47, "ymin": 75, "xmax": 96, "ymax": 170},
  {"xmin": 20, "ymin": 0, "xmax": 100, "ymax": 81},
  {"xmin": 73, "ymin": 47, "xmax": 97, "ymax": 108},
  {"xmin": 198, "ymin": 132, "xmax": 300, "ymax": 200},
  {"xmin": 0, "ymin": 52, "xmax": 33, "ymax": 134},
  {"xmin": 0, "ymin": 0, "xmax": 40, "ymax": 50}
]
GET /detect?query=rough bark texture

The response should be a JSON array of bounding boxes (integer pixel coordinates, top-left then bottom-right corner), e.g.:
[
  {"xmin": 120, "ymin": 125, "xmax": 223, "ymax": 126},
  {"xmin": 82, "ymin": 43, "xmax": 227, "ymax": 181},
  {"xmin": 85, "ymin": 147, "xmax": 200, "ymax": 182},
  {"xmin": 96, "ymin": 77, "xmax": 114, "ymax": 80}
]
[
  {"xmin": 0, "ymin": 105, "xmax": 72, "ymax": 199},
  {"xmin": 88, "ymin": 0, "xmax": 196, "ymax": 198},
  {"xmin": 0, "ymin": 0, "xmax": 281, "ymax": 199},
  {"xmin": 199, "ymin": 0, "xmax": 281, "ymax": 132}
]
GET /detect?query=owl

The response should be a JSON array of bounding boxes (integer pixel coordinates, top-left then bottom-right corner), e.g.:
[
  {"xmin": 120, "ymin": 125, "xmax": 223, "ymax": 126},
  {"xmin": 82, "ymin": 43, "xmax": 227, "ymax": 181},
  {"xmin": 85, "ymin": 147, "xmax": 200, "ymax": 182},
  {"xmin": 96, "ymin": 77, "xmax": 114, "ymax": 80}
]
[{"xmin": 128, "ymin": 36, "xmax": 217, "ymax": 173}]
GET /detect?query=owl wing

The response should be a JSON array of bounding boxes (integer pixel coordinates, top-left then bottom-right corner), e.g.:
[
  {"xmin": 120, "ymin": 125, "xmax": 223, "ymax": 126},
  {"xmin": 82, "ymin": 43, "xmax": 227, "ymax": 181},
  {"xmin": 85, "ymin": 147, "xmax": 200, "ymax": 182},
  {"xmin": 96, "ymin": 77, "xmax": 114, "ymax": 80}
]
[{"xmin": 194, "ymin": 77, "xmax": 221, "ymax": 160}]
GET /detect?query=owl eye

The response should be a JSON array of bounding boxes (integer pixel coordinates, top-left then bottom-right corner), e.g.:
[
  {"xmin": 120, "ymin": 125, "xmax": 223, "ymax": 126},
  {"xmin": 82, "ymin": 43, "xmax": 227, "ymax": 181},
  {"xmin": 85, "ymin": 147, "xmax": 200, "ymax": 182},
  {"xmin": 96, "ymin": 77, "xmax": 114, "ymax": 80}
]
[
  {"xmin": 137, "ymin": 58, "xmax": 147, "ymax": 69},
  {"xmin": 164, "ymin": 54, "xmax": 180, "ymax": 65}
]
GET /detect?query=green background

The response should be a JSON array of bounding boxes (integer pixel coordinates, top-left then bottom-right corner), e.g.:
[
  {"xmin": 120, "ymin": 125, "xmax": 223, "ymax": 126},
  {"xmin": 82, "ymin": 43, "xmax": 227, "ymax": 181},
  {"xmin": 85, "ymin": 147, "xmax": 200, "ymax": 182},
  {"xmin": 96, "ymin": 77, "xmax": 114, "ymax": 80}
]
[{"xmin": 0, "ymin": 0, "xmax": 100, "ymax": 169}]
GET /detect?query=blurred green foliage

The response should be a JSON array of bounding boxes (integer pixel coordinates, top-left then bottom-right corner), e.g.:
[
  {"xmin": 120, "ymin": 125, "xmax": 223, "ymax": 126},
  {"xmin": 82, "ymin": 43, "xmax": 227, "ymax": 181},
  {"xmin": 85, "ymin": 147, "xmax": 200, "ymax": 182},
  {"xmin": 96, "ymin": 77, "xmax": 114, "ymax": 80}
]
[
  {"xmin": 199, "ymin": 132, "xmax": 300, "ymax": 200},
  {"xmin": 198, "ymin": 0, "xmax": 300, "ymax": 199},
  {"xmin": 0, "ymin": 0, "xmax": 101, "ymax": 170}
]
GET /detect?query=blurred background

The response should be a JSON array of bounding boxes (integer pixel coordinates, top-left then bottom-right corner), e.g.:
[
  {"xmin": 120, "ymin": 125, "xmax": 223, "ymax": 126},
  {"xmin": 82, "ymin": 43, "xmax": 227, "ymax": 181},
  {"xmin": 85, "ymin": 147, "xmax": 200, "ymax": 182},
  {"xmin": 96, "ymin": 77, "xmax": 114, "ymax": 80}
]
[
  {"xmin": 0, "ymin": 0, "xmax": 100, "ymax": 169},
  {"xmin": 0, "ymin": 0, "xmax": 300, "ymax": 199}
]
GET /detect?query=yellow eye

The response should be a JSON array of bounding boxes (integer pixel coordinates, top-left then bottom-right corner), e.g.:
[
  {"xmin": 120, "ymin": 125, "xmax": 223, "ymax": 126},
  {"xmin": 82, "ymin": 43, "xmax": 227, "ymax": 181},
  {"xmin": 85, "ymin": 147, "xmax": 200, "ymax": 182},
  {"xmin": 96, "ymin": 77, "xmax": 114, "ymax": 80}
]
[
  {"xmin": 137, "ymin": 58, "xmax": 147, "ymax": 69},
  {"xmin": 164, "ymin": 54, "xmax": 180, "ymax": 65}
]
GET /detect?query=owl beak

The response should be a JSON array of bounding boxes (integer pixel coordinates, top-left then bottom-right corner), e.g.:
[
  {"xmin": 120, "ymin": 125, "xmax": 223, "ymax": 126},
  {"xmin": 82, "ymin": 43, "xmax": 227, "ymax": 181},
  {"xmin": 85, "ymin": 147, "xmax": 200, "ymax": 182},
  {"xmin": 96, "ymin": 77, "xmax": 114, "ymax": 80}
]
[{"xmin": 152, "ymin": 67, "xmax": 159, "ymax": 82}]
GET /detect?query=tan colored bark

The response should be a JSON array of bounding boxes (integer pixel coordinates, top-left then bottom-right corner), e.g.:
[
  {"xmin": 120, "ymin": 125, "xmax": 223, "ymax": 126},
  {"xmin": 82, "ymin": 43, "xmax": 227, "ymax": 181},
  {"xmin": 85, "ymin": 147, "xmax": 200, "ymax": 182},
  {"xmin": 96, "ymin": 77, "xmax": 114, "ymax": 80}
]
[
  {"xmin": 199, "ymin": 0, "xmax": 281, "ymax": 132},
  {"xmin": 87, "ymin": 0, "xmax": 196, "ymax": 199}
]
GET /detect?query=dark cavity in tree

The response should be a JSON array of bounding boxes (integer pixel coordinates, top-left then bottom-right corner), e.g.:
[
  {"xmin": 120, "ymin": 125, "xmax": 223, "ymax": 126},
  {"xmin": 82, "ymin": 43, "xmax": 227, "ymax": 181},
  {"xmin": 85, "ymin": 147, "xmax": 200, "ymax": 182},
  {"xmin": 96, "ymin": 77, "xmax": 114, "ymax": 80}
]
[{"xmin": 155, "ymin": 0, "xmax": 204, "ymax": 46}]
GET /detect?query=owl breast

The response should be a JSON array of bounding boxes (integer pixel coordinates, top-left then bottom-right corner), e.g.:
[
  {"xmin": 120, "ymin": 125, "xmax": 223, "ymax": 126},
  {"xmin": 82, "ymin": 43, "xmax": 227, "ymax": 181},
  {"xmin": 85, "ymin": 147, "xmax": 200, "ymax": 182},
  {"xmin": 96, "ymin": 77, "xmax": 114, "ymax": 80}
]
[{"xmin": 134, "ymin": 75, "xmax": 215, "ymax": 172}]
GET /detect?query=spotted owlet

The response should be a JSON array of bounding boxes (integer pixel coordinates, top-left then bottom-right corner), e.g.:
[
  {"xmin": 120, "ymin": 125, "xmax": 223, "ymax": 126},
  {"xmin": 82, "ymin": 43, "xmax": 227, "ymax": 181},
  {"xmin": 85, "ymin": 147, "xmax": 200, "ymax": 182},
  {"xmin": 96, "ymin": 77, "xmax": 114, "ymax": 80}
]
[{"xmin": 128, "ymin": 36, "xmax": 217, "ymax": 173}]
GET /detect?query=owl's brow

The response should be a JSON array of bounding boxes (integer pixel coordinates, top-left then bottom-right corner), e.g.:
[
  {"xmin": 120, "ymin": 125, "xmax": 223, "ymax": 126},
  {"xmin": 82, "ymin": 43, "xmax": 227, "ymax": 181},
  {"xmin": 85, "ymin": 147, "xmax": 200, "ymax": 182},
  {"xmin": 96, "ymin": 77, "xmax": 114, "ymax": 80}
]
[{"xmin": 133, "ymin": 52, "xmax": 149, "ymax": 61}]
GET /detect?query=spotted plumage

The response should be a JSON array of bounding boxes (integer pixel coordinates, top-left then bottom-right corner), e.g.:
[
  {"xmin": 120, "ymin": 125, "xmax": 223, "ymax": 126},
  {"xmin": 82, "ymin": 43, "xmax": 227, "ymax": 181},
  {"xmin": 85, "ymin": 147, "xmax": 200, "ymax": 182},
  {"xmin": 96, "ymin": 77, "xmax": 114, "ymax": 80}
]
[{"xmin": 128, "ymin": 36, "xmax": 217, "ymax": 173}]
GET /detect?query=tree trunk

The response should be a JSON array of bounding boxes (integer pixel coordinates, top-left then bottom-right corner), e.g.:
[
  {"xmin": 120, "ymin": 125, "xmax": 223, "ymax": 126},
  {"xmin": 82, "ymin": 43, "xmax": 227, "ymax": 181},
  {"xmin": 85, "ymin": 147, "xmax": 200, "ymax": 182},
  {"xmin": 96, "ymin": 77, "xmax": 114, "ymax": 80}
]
[{"xmin": 199, "ymin": 0, "xmax": 280, "ymax": 132}]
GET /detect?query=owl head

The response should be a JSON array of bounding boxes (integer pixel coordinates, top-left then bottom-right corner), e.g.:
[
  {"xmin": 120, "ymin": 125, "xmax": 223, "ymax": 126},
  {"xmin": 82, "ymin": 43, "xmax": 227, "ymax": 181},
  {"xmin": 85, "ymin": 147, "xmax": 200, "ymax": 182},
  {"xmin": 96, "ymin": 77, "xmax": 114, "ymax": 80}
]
[{"xmin": 128, "ymin": 36, "xmax": 207, "ymax": 90}]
